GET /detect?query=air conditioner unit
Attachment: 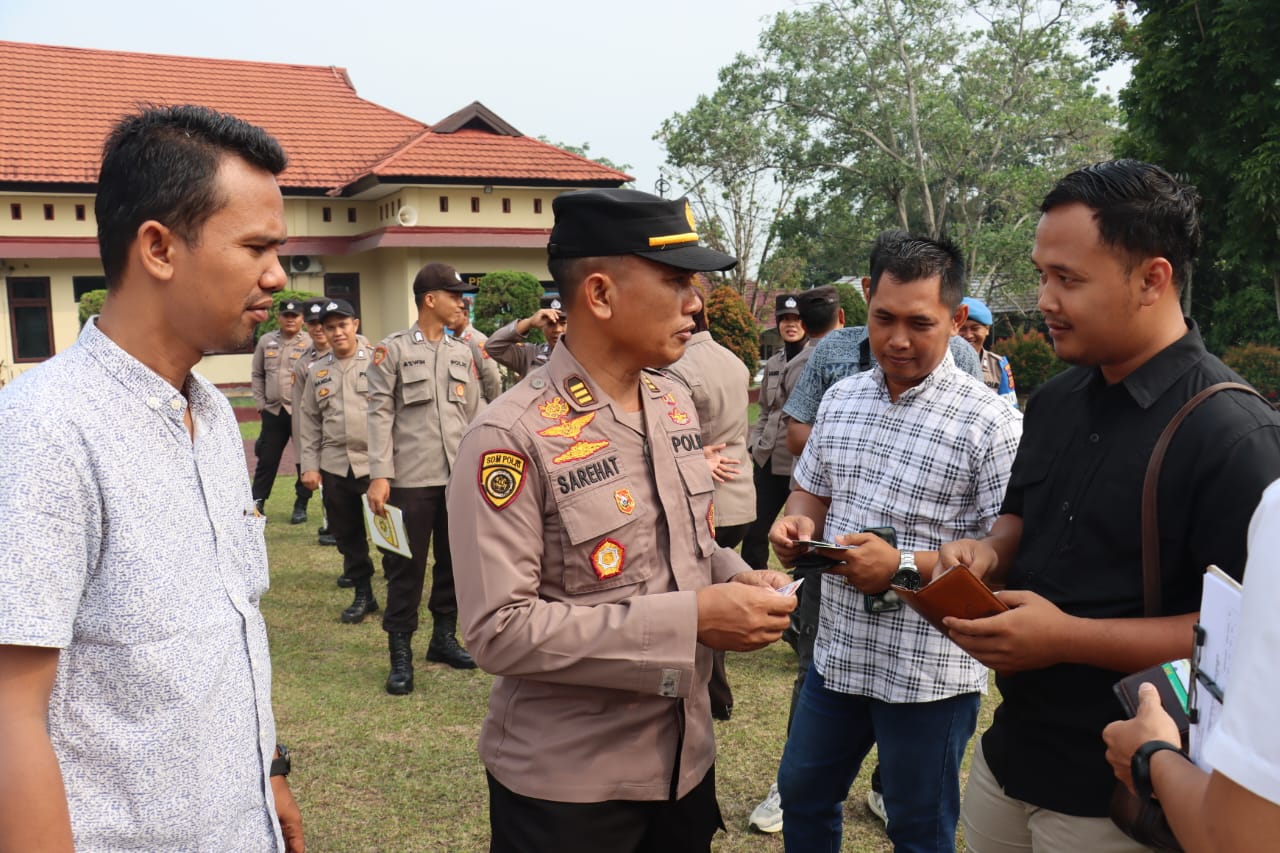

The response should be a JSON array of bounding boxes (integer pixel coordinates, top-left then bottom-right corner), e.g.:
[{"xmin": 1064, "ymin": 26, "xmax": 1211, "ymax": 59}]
[{"xmin": 289, "ymin": 255, "xmax": 324, "ymax": 275}]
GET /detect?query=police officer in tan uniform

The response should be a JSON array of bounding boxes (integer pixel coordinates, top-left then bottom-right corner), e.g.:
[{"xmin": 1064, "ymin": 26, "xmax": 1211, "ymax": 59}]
[
  {"xmin": 665, "ymin": 301, "xmax": 756, "ymax": 721},
  {"xmin": 447, "ymin": 188, "xmax": 796, "ymax": 853},
  {"xmin": 294, "ymin": 298, "xmax": 340, "ymax": 548},
  {"xmin": 250, "ymin": 298, "xmax": 314, "ymax": 522},
  {"xmin": 366, "ymin": 263, "xmax": 481, "ymax": 693},
  {"xmin": 484, "ymin": 294, "xmax": 566, "ymax": 378},
  {"xmin": 448, "ymin": 307, "xmax": 502, "ymax": 402},
  {"xmin": 298, "ymin": 301, "xmax": 375, "ymax": 612}
]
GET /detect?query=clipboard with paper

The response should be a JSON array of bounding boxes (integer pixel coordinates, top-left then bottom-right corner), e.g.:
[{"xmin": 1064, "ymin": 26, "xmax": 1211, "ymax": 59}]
[
  {"xmin": 1187, "ymin": 564, "xmax": 1241, "ymax": 770},
  {"xmin": 362, "ymin": 495, "xmax": 412, "ymax": 558}
]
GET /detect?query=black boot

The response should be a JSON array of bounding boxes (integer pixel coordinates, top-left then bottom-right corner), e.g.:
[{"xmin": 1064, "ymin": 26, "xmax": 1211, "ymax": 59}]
[
  {"xmin": 340, "ymin": 584, "xmax": 378, "ymax": 624},
  {"xmin": 426, "ymin": 613, "xmax": 477, "ymax": 670},
  {"xmin": 386, "ymin": 631, "xmax": 414, "ymax": 695},
  {"xmin": 290, "ymin": 499, "xmax": 308, "ymax": 525}
]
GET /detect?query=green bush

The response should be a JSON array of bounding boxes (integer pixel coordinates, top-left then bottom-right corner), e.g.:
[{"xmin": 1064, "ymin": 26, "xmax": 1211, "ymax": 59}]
[
  {"xmin": 999, "ymin": 329, "xmax": 1068, "ymax": 392},
  {"xmin": 833, "ymin": 281, "xmax": 868, "ymax": 326},
  {"xmin": 78, "ymin": 289, "xmax": 108, "ymax": 325},
  {"xmin": 706, "ymin": 284, "xmax": 760, "ymax": 372},
  {"xmin": 1206, "ymin": 285, "xmax": 1280, "ymax": 352},
  {"xmin": 473, "ymin": 270, "xmax": 543, "ymax": 337},
  {"xmin": 255, "ymin": 288, "xmax": 318, "ymax": 339},
  {"xmin": 1223, "ymin": 343, "xmax": 1280, "ymax": 402}
]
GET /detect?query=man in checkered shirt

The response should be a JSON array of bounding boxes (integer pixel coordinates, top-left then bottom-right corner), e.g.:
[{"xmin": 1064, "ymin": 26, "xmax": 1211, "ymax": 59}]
[{"xmin": 769, "ymin": 233, "xmax": 1022, "ymax": 852}]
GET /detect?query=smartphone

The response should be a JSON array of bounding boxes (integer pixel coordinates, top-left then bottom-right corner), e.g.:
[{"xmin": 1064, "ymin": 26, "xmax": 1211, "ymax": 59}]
[
  {"xmin": 795, "ymin": 538, "xmax": 843, "ymax": 551},
  {"xmin": 860, "ymin": 526, "xmax": 901, "ymax": 613}
]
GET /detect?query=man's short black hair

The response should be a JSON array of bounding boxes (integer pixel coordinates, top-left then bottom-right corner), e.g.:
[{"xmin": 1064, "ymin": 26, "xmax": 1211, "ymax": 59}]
[
  {"xmin": 1040, "ymin": 159, "xmax": 1201, "ymax": 291},
  {"xmin": 96, "ymin": 105, "xmax": 288, "ymax": 287},
  {"xmin": 868, "ymin": 230, "xmax": 966, "ymax": 310}
]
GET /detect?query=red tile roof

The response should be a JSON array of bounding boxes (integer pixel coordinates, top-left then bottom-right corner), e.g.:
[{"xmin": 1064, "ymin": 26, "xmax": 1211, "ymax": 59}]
[{"xmin": 0, "ymin": 41, "xmax": 629, "ymax": 191}]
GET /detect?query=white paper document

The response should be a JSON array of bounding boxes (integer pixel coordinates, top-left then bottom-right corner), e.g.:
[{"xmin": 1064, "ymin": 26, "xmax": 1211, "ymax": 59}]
[
  {"xmin": 362, "ymin": 496, "xmax": 412, "ymax": 558},
  {"xmin": 1190, "ymin": 564, "xmax": 1242, "ymax": 770}
]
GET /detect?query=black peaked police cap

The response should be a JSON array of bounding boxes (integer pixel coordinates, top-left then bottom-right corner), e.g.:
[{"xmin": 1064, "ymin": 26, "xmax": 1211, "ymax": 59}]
[{"xmin": 548, "ymin": 189, "xmax": 738, "ymax": 272}]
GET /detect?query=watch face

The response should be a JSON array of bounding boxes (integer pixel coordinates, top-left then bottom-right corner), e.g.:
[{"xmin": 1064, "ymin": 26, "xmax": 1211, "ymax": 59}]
[{"xmin": 891, "ymin": 568, "xmax": 922, "ymax": 591}]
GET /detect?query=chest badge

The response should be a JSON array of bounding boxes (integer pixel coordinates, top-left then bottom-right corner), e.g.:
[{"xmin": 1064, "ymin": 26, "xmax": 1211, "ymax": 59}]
[
  {"xmin": 668, "ymin": 408, "xmax": 691, "ymax": 425},
  {"xmin": 479, "ymin": 450, "xmax": 528, "ymax": 511},
  {"xmin": 614, "ymin": 488, "xmax": 635, "ymax": 515},
  {"xmin": 538, "ymin": 396, "xmax": 570, "ymax": 420},
  {"xmin": 265, "ymin": 349, "xmax": 278, "ymax": 358},
  {"xmin": 316, "ymin": 369, "xmax": 329, "ymax": 379},
  {"xmin": 537, "ymin": 409, "xmax": 611, "ymax": 464},
  {"xmin": 455, "ymin": 382, "xmax": 467, "ymax": 399},
  {"xmin": 591, "ymin": 538, "xmax": 625, "ymax": 580}
]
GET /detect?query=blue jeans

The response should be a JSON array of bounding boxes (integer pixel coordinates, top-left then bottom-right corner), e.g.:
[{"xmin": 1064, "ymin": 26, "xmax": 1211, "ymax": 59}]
[{"xmin": 777, "ymin": 668, "xmax": 979, "ymax": 853}]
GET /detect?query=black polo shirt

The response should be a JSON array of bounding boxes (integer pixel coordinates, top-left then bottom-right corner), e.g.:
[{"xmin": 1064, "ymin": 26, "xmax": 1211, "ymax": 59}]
[{"xmin": 982, "ymin": 322, "xmax": 1280, "ymax": 816}]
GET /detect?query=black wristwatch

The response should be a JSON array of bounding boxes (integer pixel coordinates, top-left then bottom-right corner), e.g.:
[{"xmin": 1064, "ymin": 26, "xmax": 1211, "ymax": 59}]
[
  {"xmin": 270, "ymin": 743, "xmax": 291, "ymax": 778},
  {"xmin": 1131, "ymin": 740, "xmax": 1183, "ymax": 801},
  {"xmin": 890, "ymin": 550, "xmax": 922, "ymax": 591}
]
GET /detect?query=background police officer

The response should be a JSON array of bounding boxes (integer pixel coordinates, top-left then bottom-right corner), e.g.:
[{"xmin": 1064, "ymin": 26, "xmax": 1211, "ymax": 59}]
[
  {"xmin": 485, "ymin": 294, "xmax": 566, "ymax": 378},
  {"xmin": 366, "ymin": 263, "xmax": 482, "ymax": 693},
  {"xmin": 250, "ymin": 298, "xmax": 314, "ymax": 522}
]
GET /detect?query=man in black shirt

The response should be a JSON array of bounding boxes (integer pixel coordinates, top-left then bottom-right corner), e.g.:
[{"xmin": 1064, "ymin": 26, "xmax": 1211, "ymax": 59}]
[{"xmin": 940, "ymin": 159, "xmax": 1280, "ymax": 851}]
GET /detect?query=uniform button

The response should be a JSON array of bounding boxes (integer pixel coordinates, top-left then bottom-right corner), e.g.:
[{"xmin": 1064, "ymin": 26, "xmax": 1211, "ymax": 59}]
[
  {"xmin": 1061, "ymin": 501, "xmax": 1070, "ymax": 512},
  {"xmin": 531, "ymin": 378, "xmax": 546, "ymax": 389},
  {"xmin": 1089, "ymin": 433, "xmax": 1099, "ymax": 443}
]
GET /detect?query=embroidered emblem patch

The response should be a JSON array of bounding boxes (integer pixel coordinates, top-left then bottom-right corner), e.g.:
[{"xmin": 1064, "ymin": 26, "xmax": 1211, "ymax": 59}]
[
  {"xmin": 614, "ymin": 488, "xmax": 635, "ymax": 515},
  {"xmin": 668, "ymin": 408, "xmax": 691, "ymax": 425},
  {"xmin": 318, "ymin": 387, "xmax": 330, "ymax": 398},
  {"xmin": 538, "ymin": 396, "xmax": 571, "ymax": 420},
  {"xmin": 265, "ymin": 350, "xmax": 278, "ymax": 358},
  {"xmin": 455, "ymin": 382, "xmax": 466, "ymax": 398},
  {"xmin": 553, "ymin": 440, "xmax": 611, "ymax": 465},
  {"xmin": 538, "ymin": 411, "xmax": 596, "ymax": 439},
  {"xmin": 591, "ymin": 538, "xmax": 625, "ymax": 580},
  {"xmin": 316, "ymin": 369, "xmax": 329, "ymax": 379},
  {"xmin": 479, "ymin": 450, "xmax": 528, "ymax": 511},
  {"xmin": 372, "ymin": 346, "xmax": 388, "ymax": 366},
  {"xmin": 565, "ymin": 376, "xmax": 595, "ymax": 406},
  {"xmin": 707, "ymin": 502, "xmax": 716, "ymax": 539}
]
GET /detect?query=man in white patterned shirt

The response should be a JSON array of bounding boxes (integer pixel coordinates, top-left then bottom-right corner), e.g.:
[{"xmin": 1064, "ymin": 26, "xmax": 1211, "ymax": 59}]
[
  {"xmin": 0, "ymin": 106, "xmax": 303, "ymax": 851},
  {"xmin": 769, "ymin": 235, "xmax": 1022, "ymax": 852}
]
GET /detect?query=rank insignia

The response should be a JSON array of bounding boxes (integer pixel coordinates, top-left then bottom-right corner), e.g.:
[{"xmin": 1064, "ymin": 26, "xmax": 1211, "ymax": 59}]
[
  {"xmin": 591, "ymin": 538, "xmax": 625, "ymax": 580},
  {"xmin": 538, "ymin": 396, "xmax": 571, "ymax": 420},
  {"xmin": 661, "ymin": 393, "xmax": 676, "ymax": 406},
  {"xmin": 614, "ymin": 488, "xmax": 635, "ymax": 515},
  {"xmin": 553, "ymin": 440, "xmax": 611, "ymax": 465},
  {"xmin": 372, "ymin": 346, "xmax": 388, "ymax": 366},
  {"xmin": 316, "ymin": 369, "xmax": 329, "ymax": 379},
  {"xmin": 565, "ymin": 376, "xmax": 595, "ymax": 406},
  {"xmin": 265, "ymin": 350, "xmax": 278, "ymax": 358},
  {"xmin": 317, "ymin": 387, "xmax": 330, "ymax": 398},
  {"xmin": 479, "ymin": 450, "xmax": 528, "ymax": 511},
  {"xmin": 707, "ymin": 502, "xmax": 716, "ymax": 538},
  {"xmin": 668, "ymin": 408, "xmax": 691, "ymax": 425},
  {"xmin": 455, "ymin": 382, "xmax": 467, "ymax": 398},
  {"xmin": 640, "ymin": 374, "xmax": 660, "ymax": 394}
]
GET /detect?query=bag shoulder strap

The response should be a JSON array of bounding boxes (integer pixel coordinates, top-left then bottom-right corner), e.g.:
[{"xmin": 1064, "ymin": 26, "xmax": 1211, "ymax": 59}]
[{"xmin": 1141, "ymin": 381, "xmax": 1268, "ymax": 616}]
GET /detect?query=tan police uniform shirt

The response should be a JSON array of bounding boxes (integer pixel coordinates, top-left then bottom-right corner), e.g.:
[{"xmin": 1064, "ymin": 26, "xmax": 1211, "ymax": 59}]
[
  {"xmin": 665, "ymin": 330, "xmax": 755, "ymax": 528},
  {"xmin": 366, "ymin": 323, "xmax": 481, "ymax": 487},
  {"xmin": 485, "ymin": 319, "xmax": 553, "ymax": 378},
  {"xmin": 290, "ymin": 342, "xmax": 329, "ymax": 448},
  {"xmin": 250, "ymin": 330, "xmax": 310, "ymax": 415},
  {"xmin": 747, "ymin": 343, "xmax": 812, "ymax": 476},
  {"xmin": 297, "ymin": 339, "xmax": 372, "ymax": 479},
  {"xmin": 448, "ymin": 343, "xmax": 751, "ymax": 804},
  {"xmin": 455, "ymin": 325, "xmax": 502, "ymax": 403}
]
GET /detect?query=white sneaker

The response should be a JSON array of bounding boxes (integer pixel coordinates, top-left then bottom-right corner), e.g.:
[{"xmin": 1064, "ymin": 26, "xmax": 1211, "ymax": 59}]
[
  {"xmin": 749, "ymin": 782, "xmax": 784, "ymax": 833},
  {"xmin": 866, "ymin": 789, "xmax": 888, "ymax": 827}
]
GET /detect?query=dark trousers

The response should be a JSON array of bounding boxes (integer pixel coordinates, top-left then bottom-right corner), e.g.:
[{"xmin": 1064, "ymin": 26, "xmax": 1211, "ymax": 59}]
[
  {"xmin": 381, "ymin": 485, "xmax": 455, "ymax": 634},
  {"xmin": 251, "ymin": 408, "xmax": 313, "ymax": 506},
  {"xmin": 787, "ymin": 561, "xmax": 825, "ymax": 732},
  {"xmin": 321, "ymin": 469, "xmax": 373, "ymax": 584},
  {"xmin": 741, "ymin": 462, "xmax": 793, "ymax": 570},
  {"xmin": 487, "ymin": 766, "xmax": 723, "ymax": 853},
  {"xmin": 708, "ymin": 522, "xmax": 750, "ymax": 718}
]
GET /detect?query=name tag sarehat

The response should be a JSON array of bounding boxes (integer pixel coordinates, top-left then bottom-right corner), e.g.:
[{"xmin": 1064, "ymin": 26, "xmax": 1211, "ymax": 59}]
[{"xmin": 548, "ymin": 188, "xmax": 738, "ymax": 272}]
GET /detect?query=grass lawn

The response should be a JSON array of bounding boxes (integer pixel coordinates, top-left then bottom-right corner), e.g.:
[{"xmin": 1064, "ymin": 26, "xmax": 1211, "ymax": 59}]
[{"xmin": 258, "ymin": 482, "xmax": 998, "ymax": 852}]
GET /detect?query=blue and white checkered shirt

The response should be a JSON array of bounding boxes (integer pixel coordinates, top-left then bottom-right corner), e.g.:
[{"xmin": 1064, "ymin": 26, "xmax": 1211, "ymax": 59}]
[
  {"xmin": 0, "ymin": 320, "xmax": 282, "ymax": 851},
  {"xmin": 792, "ymin": 351, "xmax": 1022, "ymax": 702}
]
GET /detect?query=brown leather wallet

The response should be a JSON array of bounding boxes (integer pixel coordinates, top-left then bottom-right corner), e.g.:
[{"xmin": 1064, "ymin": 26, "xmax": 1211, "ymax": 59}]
[{"xmin": 891, "ymin": 566, "xmax": 1008, "ymax": 636}]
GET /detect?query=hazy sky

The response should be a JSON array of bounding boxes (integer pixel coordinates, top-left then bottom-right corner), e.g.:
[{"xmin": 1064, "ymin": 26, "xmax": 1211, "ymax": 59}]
[{"xmin": 2, "ymin": 1, "xmax": 1129, "ymax": 194}]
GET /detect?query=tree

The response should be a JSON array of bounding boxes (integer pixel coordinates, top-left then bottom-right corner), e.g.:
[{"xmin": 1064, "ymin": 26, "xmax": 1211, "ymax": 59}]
[
  {"xmin": 255, "ymin": 288, "xmax": 317, "ymax": 339},
  {"xmin": 78, "ymin": 289, "xmax": 107, "ymax": 325},
  {"xmin": 473, "ymin": 270, "xmax": 543, "ymax": 336},
  {"xmin": 537, "ymin": 137, "xmax": 633, "ymax": 180},
  {"xmin": 705, "ymin": 285, "xmax": 761, "ymax": 371},
  {"xmin": 693, "ymin": 0, "xmax": 1116, "ymax": 296},
  {"xmin": 1105, "ymin": 1, "xmax": 1280, "ymax": 342},
  {"xmin": 832, "ymin": 281, "xmax": 869, "ymax": 327}
]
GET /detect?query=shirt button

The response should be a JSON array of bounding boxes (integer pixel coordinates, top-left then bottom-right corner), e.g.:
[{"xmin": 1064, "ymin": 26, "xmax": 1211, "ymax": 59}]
[
  {"xmin": 1061, "ymin": 501, "xmax": 1070, "ymax": 512},
  {"xmin": 1089, "ymin": 433, "xmax": 1100, "ymax": 443},
  {"xmin": 147, "ymin": 397, "xmax": 160, "ymax": 409},
  {"xmin": 169, "ymin": 399, "xmax": 182, "ymax": 411}
]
